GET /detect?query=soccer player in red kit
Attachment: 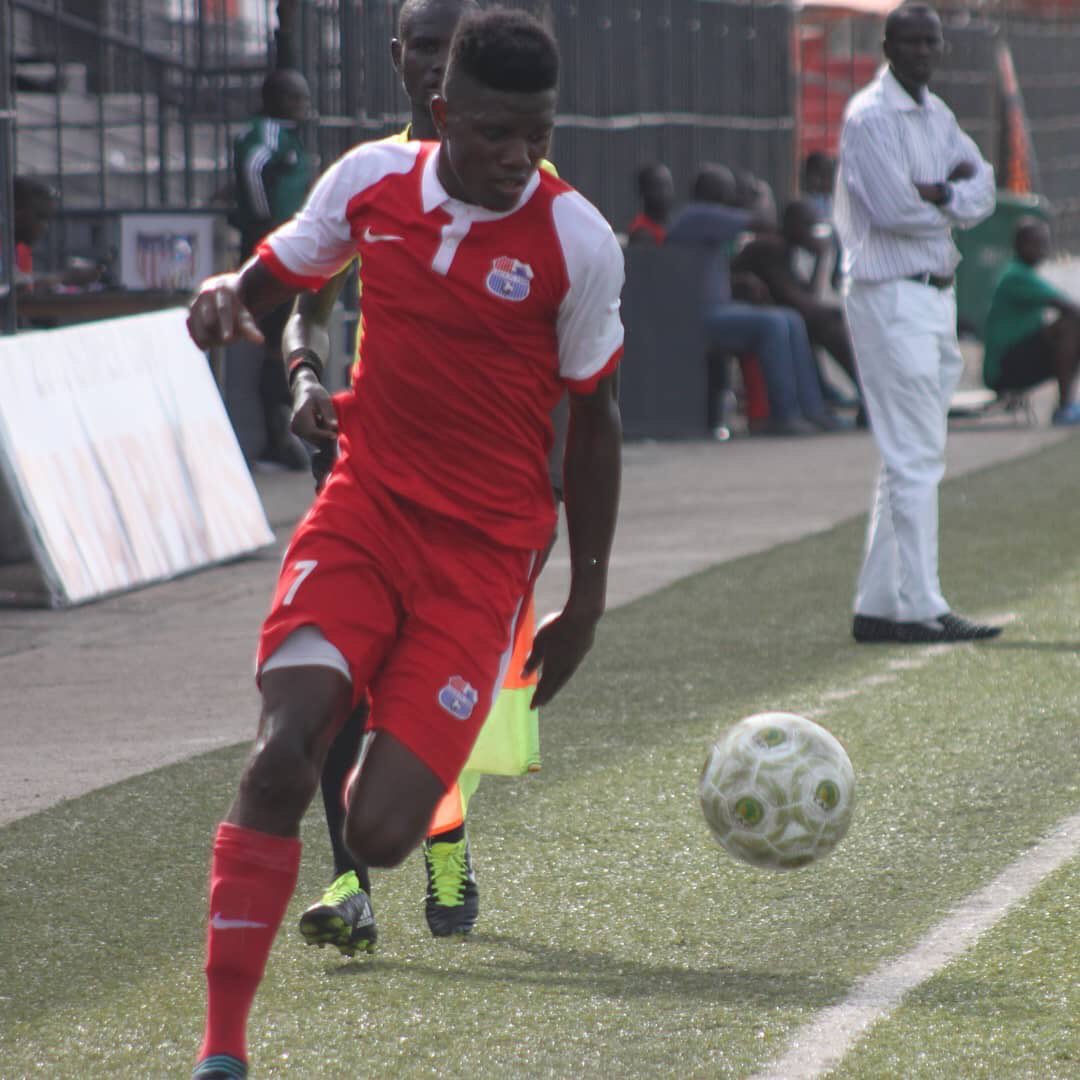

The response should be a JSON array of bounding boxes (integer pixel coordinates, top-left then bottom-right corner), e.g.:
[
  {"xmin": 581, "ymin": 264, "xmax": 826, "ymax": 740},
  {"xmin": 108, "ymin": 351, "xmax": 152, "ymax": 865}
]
[{"xmin": 185, "ymin": 10, "xmax": 623, "ymax": 1079}]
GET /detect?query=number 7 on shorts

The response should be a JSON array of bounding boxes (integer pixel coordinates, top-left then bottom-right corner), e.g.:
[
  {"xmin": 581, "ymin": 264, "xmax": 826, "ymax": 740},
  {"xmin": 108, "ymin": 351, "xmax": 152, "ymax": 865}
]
[{"xmin": 283, "ymin": 559, "xmax": 318, "ymax": 606}]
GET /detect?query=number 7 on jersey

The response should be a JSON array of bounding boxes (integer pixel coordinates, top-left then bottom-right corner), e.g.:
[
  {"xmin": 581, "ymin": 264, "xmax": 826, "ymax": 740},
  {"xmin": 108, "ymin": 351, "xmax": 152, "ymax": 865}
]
[{"xmin": 283, "ymin": 559, "xmax": 318, "ymax": 606}]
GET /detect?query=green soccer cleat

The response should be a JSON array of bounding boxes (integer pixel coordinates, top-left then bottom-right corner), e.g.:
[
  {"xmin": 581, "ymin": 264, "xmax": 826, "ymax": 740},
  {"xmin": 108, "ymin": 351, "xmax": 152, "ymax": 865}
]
[
  {"xmin": 423, "ymin": 834, "xmax": 479, "ymax": 938},
  {"xmin": 298, "ymin": 870, "xmax": 377, "ymax": 957},
  {"xmin": 192, "ymin": 1054, "xmax": 247, "ymax": 1079}
]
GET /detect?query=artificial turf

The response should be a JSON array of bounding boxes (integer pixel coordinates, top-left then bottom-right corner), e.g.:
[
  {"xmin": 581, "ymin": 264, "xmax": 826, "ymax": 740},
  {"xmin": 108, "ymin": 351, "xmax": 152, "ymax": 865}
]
[{"xmin": 1, "ymin": 436, "xmax": 1078, "ymax": 1078}]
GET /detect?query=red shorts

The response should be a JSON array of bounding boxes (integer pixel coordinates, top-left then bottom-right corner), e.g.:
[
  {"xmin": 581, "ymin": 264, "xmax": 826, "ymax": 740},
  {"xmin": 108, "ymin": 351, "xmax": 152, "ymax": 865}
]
[{"xmin": 257, "ymin": 464, "xmax": 537, "ymax": 789}]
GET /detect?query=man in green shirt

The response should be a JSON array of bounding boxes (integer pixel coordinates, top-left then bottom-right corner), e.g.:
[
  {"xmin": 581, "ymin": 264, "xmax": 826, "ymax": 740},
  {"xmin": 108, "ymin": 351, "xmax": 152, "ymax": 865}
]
[
  {"xmin": 983, "ymin": 217, "xmax": 1080, "ymax": 425},
  {"xmin": 230, "ymin": 68, "xmax": 313, "ymax": 468}
]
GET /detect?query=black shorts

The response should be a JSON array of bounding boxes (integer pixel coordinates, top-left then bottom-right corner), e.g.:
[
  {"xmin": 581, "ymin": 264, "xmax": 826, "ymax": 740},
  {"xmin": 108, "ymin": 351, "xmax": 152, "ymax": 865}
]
[{"xmin": 993, "ymin": 326, "xmax": 1055, "ymax": 393}]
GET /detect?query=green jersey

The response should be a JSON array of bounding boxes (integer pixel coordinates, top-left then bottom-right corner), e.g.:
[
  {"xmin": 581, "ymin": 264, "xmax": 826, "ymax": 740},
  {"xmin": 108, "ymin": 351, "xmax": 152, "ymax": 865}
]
[
  {"xmin": 231, "ymin": 116, "xmax": 312, "ymax": 258},
  {"xmin": 983, "ymin": 258, "xmax": 1065, "ymax": 387}
]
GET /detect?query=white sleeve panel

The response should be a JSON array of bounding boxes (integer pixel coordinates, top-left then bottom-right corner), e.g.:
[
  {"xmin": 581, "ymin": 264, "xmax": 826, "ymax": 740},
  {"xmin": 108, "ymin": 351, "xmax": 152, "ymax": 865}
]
[
  {"xmin": 553, "ymin": 191, "xmax": 625, "ymax": 383},
  {"xmin": 265, "ymin": 139, "xmax": 422, "ymax": 281}
]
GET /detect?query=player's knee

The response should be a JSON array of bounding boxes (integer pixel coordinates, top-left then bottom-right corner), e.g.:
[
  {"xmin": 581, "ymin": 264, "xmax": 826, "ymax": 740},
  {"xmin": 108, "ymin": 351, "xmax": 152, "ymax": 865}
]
[
  {"xmin": 238, "ymin": 695, "xmax": 330, "ymax": 812},
  {"xmin": 238, "ymin": 716, "xmax": 321, "ymax": 821},
  {"xmin": 344, "ymin": 803, "xmax": 426, "ymax": 868}
]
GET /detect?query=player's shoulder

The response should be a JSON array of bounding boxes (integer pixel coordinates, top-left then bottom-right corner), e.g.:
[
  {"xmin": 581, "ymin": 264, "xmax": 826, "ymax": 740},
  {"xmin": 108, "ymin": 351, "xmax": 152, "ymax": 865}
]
[
  {"xmin": 346, "ymin": 134, "xmax": 423, "ymax": 169},
  {"xmin": 542, "ymin": 183, "xmax": 623, "ymax": 284},
  {"xmin": 543, "ymin": 176, "xmax": 616, "ymax": 246},
  {"xmin": 322, "ymin": 137, "xmax": 423, "ymax": 190}
]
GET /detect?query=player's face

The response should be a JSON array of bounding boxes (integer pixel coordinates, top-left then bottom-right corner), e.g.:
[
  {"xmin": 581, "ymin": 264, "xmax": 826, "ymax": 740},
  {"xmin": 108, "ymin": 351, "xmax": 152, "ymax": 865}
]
[
  {"xmin": 432, "ymin": 77, "xmax": 556, "ymax": 212},
  {"xmin": 884, "ymin": 12, "xmax": 943, "ymax": 88},
  {"xmin": 392, "ymin": 2, "xmax": 467, "ymax": 110}
]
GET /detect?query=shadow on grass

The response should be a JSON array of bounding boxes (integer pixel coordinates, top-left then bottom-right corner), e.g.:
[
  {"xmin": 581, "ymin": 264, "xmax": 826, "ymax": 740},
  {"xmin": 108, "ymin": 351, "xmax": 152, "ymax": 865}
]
[
  {"xmin": 327, "ymin": 930, "xmax": 847, "ymax": 1009},
  {"xmin": 980, "ymin": 640, "xmax": 1080, "ymax": 653}
]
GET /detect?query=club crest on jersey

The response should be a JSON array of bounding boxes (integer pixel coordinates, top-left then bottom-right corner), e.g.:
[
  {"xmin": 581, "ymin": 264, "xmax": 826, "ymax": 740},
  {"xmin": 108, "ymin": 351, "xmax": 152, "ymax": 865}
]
[
  {"xmin": 486, "ymin": 256, "xmax": 533, "ymax": 302},
  {"xmin": 438, "ymin": 675, "xmax": 479, "ymax": 721}
]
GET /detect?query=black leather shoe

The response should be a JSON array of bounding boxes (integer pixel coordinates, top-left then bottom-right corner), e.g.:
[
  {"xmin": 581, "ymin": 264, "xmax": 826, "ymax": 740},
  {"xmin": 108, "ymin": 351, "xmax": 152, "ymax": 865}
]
[
  {"xmin": 852, "ymin": 614, "xmax": 902, "ymax": 643},
  {"xmin": 897, "ymin": 612, "xmax": 1002, "ymax": 643}
]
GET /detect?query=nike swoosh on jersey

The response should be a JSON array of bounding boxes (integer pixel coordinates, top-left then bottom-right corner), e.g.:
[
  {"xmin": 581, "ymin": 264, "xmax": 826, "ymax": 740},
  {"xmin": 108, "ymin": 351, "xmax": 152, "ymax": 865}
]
[
  {"xmin": 211, "ymin": 912, "xmax": 270, "ymax": 930},
  {"xmin": 363, "ymin": 226, "xmax": 404, "ymax": 243}
]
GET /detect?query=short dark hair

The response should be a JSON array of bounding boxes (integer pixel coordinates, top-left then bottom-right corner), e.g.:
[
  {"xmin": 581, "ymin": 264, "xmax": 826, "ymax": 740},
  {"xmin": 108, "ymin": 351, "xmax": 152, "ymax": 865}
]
[
  {"xmin": 802, "ymin": 151, "xmax": 832, "ymax": 177},
  {"xmin": 884, "ymin": 3, "xmax": 940, "ymax": 41},
  {"xmin": 636, "ymin": 162, "xmax": 666, "ymax": 192},
  {"xmin": 447, "ymin": 8, "xmax": 558, "ymax": 94},
  {"xmin": 692, "ymin": 164, "xmax": 735, "ymax": 205},
  {"xmin": 13, "ymin": 175, "xmax": 57, "ymax": 207},
  {"xmin": 398, "ymin": 0, "xmax": 477, "ymax": 40},
  {"xmin": 1013, "ymin": 215, "xmax": 1049, "ymax": 247},
  {"xmin": 261, "ymin": 68, "xmax": 307, "ymax": 113}
]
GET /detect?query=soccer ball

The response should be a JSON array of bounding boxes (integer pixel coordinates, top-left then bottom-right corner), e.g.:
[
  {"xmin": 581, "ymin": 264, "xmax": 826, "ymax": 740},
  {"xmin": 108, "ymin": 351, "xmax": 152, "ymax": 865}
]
[{"xmin": 699, "ymin": 712, "xmax": 855, "ymax": 870}]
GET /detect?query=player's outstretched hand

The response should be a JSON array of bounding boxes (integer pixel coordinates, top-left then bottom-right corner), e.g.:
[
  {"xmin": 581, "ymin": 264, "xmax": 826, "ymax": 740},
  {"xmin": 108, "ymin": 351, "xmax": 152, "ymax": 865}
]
[
  {"xmin": 290, "ymin": 369, "xmax": 339, "ymax": 444},
  {"xmin": 186, "ymin": 273, "xmax": 264, "ymax": 350},
  {"xmin": 524, "ymin": 607, "xmax": 599, "ymax": 708}
]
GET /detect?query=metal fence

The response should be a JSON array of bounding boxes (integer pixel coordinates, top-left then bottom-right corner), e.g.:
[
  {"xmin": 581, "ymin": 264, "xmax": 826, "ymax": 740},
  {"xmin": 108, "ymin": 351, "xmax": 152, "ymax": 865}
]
[
  {"xmin": 4, "ymin": 0, "xmax": 1080, "ymax": 305},
  {"xmin": 2, "ymin": 0, "xmax": 795, "ymax": 284}
]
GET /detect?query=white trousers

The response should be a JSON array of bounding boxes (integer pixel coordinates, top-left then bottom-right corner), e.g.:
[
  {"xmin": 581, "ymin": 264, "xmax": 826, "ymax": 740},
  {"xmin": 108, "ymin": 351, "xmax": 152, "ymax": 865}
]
[{"xmin": 844, "ymin": 278, "xmax": 964, "ymax": 622}]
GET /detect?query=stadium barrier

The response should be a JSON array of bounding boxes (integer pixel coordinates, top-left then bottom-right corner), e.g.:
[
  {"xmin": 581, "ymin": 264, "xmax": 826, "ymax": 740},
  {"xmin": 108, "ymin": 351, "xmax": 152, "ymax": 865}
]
[
  {"xmin": 0, "ymin": 308, "xmax": 273, "ymax": 607},
  {"xmin": 619, "ymin": 245, "xmax": 712, "ymax": 440}
]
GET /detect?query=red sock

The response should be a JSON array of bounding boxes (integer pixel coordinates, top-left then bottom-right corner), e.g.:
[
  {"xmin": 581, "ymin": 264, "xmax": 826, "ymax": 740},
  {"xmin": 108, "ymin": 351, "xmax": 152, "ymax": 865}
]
[{"xmin": 198, "ymin": 822, "xmax": 301, "ymax": 1065}]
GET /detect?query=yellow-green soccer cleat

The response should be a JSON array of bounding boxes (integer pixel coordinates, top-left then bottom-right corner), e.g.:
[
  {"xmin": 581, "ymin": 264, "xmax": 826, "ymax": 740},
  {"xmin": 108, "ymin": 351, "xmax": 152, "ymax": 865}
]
[
  {"xmin": 423, "ymin": 835, "xmax": 479, "ymax": 937},
  {"xmin": 298, "ymin": 870, "xmax": 377, "ymax": 957}
]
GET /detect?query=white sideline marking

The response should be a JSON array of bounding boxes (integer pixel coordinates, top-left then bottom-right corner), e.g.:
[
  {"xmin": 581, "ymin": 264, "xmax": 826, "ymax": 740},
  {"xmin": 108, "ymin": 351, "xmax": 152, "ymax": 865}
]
[{"xmin": 752, "ymin": 809, "xmax": 1080, "ymax": 1080}]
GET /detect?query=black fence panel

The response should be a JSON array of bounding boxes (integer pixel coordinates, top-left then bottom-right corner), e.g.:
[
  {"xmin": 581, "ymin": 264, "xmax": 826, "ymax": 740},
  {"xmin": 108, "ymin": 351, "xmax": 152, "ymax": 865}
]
[{"xmin": 7, "ymin": 0, "xmax": 795, "ymax": 274}]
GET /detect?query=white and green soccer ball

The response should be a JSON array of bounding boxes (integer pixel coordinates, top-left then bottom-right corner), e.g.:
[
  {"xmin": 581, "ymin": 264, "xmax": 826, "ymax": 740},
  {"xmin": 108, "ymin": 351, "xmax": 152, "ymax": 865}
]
[{"xmin": 699, "ymin": 712, "xmax": 855, "ymax": 870}]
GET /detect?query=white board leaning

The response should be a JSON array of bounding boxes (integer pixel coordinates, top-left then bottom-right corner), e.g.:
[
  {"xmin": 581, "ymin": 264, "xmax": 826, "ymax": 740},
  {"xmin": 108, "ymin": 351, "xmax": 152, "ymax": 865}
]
[{"xmin": 0, "ymin": 307, "xmax": 274, "ymax": 607}]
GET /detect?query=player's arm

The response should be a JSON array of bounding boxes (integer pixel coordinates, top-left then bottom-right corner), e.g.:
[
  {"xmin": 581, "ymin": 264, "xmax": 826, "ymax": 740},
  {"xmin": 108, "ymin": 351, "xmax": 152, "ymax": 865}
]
[
  {"xmin": 282, "ymin": 267, "xmax": 349, "ymax": 375},
  {"xmin": 186, "ymin": 258, "xmax": 297, "ymax": 349},
  {"xmin": 281, "ymin": 270, "xmax": 351, "ymax": 461},
  {"xmin": 190, "ymin": 146, "xmax": 361, "ymax": 354},
  {"xmin": 523, "ymin": 210, "xmax": 625, "ymax": 707},
  {"xmin": 526, "ymin": 372, "xmax": 621, "ymax": 708}
]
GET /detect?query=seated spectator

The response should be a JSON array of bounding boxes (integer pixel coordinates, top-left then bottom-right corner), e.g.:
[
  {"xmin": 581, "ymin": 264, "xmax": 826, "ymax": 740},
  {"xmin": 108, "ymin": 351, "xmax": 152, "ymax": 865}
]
[
  {"xmin": 800, "ymin": 151, "xmax": 842, "ymax": 291},
  {"xmin": 627, "ymin": 162, "xmax": 675, "ymax": 246},
  {"xmin": 733, "ymin": 168, "xmax": 778, "ymax": 231},
  {"xmin": 801, "ymin": 152, "xmax": 836, "ymax": 226},
  {"xmin": 983, "ymin": 217, "xmax": 1080, "ymax": 426},
  {"xmin": 733, "ymin": 199, "xmax": 862, "ymax": 414},
  {"xmin": 666, "ymin": 164, "xmax": 847, "ymax": 435},
  {"xmin": 12, "ymin": 177, "xmax": 102, "ymax": 292}
]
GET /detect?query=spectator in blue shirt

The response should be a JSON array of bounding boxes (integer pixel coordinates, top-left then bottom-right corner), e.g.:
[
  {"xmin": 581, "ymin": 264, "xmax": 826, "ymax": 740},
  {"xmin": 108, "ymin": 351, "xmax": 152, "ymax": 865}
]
[{"xmin": 666, "ymin": 164, "xmax": 846, "ymax": 435}]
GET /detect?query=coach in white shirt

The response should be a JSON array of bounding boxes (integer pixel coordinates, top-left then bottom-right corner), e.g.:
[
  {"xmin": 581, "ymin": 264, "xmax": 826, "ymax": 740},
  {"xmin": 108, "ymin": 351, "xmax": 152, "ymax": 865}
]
[{"xmin": 836, "ymin": 2, "xmax": 1002, "ymax": 645}]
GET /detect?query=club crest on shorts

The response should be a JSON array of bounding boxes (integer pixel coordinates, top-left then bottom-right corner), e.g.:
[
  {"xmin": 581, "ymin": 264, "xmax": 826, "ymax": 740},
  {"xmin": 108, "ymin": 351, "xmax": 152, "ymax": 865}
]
[
  {"xmin": 438, "ymin": 675, "xmax": 479, "ymax": 720},
  {"xmin": 485, "ymin": 256, "xmax": 533, "ymax": 302}
]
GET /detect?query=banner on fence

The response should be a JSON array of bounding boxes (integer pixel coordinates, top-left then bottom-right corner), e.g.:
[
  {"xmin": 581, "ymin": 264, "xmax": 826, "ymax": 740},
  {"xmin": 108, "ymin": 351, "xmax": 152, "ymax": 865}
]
[{"xmin": 0, "ymin": 308, "xmax": 273, "ymax": 607}]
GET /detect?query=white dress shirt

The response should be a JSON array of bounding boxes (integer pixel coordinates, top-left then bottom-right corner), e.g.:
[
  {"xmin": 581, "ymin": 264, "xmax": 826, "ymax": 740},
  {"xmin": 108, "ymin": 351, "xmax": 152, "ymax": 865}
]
[{"xmin": 835, "ymin": 66, "xmax": 995, "ymax": 283}]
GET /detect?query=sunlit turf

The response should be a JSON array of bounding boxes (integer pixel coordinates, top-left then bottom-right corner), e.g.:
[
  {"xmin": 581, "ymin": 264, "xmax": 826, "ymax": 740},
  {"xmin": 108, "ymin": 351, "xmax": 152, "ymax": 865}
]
[
  {"xmin": 1, "ymin": 437, "xmax": 1079, "ymax": 1078},
  {"xmin": 830, "ymin": 859, "xmax": 1079, "ymax": 1080}
]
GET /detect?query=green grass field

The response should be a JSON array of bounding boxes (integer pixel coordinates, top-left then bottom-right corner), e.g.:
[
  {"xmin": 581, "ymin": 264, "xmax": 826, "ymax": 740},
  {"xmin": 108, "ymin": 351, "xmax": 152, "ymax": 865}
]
[{"xmin": 2, "ymin": 437, "xmax": 1079, "ymax": 1078}]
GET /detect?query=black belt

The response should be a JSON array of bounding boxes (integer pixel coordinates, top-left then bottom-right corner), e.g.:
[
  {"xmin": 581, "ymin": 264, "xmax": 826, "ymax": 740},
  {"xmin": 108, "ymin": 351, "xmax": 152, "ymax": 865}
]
[{"xmin": 907, "ymin": 272, "xmax": 954, "ymax": 289}]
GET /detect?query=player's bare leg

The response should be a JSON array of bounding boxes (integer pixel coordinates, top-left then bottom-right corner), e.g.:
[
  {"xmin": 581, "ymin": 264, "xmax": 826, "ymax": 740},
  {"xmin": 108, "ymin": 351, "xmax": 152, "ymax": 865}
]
[
  {"xmin": 298, "ymin": 699, "xmax": 379, "ymax": 957},
  {"xmin": 344, "ymin": 729, "xmax": 448, "ymax": 869},
  {"xmin": 194, "ymin": 666, "xmax": 350, "ymax": 1080}
]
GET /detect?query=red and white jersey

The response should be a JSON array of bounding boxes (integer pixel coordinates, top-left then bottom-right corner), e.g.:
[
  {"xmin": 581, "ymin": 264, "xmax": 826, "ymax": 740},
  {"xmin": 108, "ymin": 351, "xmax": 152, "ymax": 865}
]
[{"xmin": 259, "ymin": 139, "xmax": 624, "ymax": 550}]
